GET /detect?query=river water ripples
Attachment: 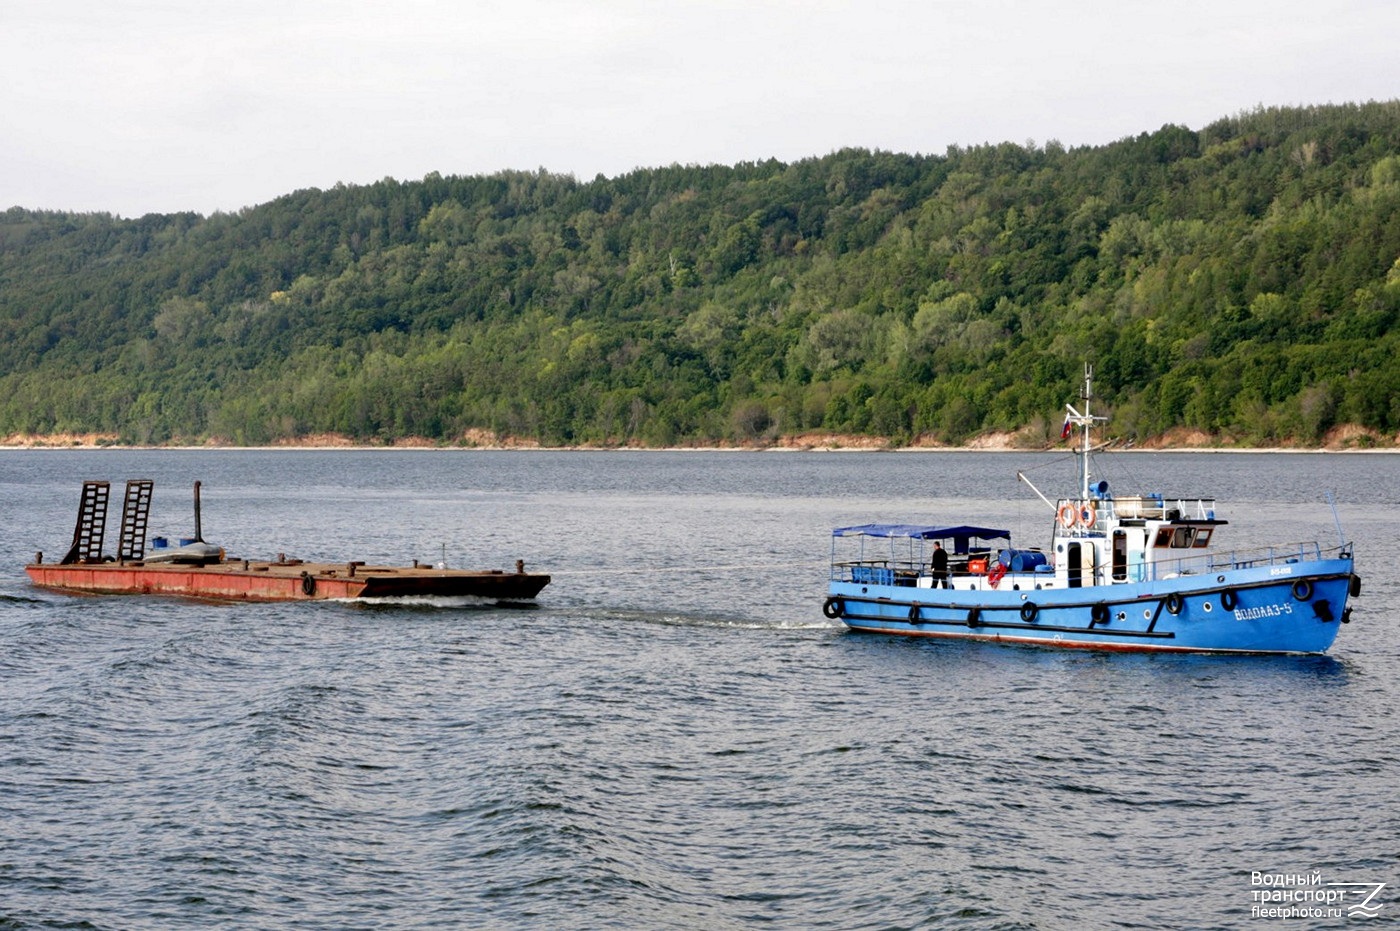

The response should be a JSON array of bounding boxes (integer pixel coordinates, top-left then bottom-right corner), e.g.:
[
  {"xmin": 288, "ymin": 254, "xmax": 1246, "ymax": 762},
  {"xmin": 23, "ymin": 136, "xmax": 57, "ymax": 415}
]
[{"xmin": 2, "ymin": 449, "xmax": 1397, "ymax": 929}]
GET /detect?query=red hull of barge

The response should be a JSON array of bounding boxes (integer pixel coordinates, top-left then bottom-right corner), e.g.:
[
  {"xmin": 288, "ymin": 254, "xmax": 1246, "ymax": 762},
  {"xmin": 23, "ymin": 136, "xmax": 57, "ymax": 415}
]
[{"xmin": 25, "ymin": 560, "xmax": 551, "ymax": 603}]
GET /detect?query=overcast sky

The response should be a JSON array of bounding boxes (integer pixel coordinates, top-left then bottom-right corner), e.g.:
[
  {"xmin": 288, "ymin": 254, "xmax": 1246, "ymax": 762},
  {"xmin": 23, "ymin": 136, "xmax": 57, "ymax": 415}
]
[{"xmin": 2, "ymin": 0, "xmax": 1396, "ymax": 218}]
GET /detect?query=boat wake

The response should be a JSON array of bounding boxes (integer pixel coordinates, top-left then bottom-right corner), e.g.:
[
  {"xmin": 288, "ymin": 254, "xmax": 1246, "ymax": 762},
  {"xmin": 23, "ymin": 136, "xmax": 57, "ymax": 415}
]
[
  {"xmin": 547, "ymin": 560, "xmax": 827, "ymax": 577},
  {"xmin": 339, "ymin": 595, "xmax": 536, "ymax": 609},
  {"xmin": 591, "ymin": 607, "xmax": 831, "ymax": 631},
  {"xmin": 0, "ymin": 592, "xmax": 48, "ymax": 606}
]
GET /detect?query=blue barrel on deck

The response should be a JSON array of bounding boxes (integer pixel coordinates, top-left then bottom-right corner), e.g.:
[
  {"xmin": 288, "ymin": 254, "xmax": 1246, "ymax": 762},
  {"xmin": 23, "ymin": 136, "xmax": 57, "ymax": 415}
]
[
  {"xmin": 998, "ymin": 549, "xmax": 1048, "ymax": 572},
  {"xmin": 1012, "ymin": 551, "xmax": 1047, "ymax": 572}
]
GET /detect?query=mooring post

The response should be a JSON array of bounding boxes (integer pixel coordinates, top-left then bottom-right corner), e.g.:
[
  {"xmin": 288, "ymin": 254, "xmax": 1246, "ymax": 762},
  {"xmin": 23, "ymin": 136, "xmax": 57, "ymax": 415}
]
[{"xmin": 193, "ymin": 481, "xmax": 203, "ymax": 543}]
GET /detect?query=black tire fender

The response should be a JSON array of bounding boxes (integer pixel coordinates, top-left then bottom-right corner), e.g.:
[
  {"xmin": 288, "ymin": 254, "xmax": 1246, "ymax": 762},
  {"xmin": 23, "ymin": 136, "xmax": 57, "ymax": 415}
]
[
  {"xmin": 1020, "ymin": 601, "xmax": 1038, "ymax": 623},
  {"xmin": 822, "ymin": 597, "xmax": 844, "ymax": 619}
]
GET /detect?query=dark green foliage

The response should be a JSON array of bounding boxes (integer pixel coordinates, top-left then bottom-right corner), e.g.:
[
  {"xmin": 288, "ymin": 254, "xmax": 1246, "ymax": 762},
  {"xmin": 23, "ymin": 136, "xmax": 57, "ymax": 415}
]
[{"xmin": 3, "ymin": 103, "xmax": 1400, "ymax": 446}]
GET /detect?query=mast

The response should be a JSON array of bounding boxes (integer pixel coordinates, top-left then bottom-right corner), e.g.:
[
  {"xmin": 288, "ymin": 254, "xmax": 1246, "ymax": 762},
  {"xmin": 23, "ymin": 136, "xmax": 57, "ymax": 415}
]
[
  {"xmin": 1063, "ymin": 363, "xmax": 1106, "ymax": 500},
  {"xmin": 1080, "ymin": 366, "xmax": 1093, "ymax": 499}
]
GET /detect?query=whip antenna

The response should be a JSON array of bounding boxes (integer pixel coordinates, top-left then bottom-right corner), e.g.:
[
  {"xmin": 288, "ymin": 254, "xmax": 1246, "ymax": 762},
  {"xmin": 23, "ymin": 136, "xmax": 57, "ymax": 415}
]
[{"xmin": 1326, "ymin": 490, "xmax": 1346, "ymax": 548}]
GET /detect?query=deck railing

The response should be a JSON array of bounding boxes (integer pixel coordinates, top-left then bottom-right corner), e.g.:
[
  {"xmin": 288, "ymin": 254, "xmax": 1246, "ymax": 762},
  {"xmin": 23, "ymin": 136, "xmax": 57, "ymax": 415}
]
[
  {"xmin": 831, "ymin": 541, "xmax": 1350, "ymax": 585},
  {"xmin": 1062, "ymin": 496, "xmax": 1220, "ymax": 523},
  {"xmin": 1147, "ymin": 541, "xmax": 1345, "ymax": 580},
  {"xmin": 830, "ymin": 555, "xmax": 999, "ymax": 585},
  {"xmin": 830, "ymin": 558, "xmax": 927, "ymax": 584}
]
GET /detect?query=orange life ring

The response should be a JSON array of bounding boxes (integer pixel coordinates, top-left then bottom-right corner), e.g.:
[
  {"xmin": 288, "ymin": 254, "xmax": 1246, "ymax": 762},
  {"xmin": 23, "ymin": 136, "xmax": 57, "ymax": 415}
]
[
  {"xmin": 1057, "ymin": 504, "xmax": 1077, "ymax": 529},
  {"xmin": 1079, "ymin": 502, "xmax": 1097, "ymax": 528}
]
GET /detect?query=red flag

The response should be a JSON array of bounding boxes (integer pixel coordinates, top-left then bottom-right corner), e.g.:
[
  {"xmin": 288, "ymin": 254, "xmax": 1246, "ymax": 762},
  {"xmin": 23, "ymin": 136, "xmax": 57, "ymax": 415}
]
[{"xmin": 1060, "ymin": 417, "xmax": 1073, "ymax": 440}]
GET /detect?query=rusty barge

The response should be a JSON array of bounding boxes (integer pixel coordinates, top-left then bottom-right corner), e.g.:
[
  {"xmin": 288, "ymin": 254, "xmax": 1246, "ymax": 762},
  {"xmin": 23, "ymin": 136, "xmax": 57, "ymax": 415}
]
[{"xmin": 25, "ymin": 480, "xmax": 550, "ymax": 603}]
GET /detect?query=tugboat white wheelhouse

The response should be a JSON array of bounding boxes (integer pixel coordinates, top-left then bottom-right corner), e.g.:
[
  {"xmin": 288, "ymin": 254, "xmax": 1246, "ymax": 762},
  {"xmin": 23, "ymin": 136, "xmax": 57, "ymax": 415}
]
[{"xmin": 824, "ymin": 366, "xmax": 1361, "ymax": 654}]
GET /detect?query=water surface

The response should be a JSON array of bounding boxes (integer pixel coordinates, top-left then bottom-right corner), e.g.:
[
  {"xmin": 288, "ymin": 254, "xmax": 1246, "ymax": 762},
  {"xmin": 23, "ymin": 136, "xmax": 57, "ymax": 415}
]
[{"xmin": 2, "ymin": 449, "xmax": 1396, "ymax": 929}]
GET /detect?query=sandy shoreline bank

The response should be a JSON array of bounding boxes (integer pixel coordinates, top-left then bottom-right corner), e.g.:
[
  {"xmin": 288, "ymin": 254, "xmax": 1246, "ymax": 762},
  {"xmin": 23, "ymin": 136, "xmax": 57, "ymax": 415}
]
[{"xmin": 3, "ymin": 428, "xmax": 1396, "ymax": 454}]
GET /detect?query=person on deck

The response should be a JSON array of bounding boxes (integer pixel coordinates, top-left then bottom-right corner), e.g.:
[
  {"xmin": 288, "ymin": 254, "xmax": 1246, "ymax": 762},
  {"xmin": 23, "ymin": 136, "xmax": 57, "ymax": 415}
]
[{"xmin": 931, "ymin": 541, "xmax": 949, "ymax": 589}]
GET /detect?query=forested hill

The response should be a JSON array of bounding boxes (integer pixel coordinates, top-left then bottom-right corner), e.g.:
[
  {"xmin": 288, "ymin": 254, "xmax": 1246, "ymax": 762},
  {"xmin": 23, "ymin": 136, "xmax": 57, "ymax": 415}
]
[{"xmin": 3, "ymin": 101, "xmax": 1400, "ymax": 448}]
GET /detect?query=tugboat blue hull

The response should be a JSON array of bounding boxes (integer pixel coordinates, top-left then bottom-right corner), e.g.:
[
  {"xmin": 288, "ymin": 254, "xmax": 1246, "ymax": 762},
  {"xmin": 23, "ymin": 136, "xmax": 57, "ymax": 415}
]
[{"xmin": 829, "ymin": 559, "xmax": 1356, "ymax": 654}]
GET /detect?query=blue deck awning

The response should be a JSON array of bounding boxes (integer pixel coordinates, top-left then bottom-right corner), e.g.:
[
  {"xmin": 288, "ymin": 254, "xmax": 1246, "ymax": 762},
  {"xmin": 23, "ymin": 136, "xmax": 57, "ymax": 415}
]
[{"xmin": 832, "ymin": 523, "xmax": 1010, "ymax": 541}]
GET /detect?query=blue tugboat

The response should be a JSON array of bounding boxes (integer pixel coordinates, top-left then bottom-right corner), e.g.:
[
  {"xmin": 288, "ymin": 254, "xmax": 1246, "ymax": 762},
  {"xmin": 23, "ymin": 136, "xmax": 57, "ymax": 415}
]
[{"xmin": 824, "ymin": 366, "xmax": 1361, "ymax": 653}]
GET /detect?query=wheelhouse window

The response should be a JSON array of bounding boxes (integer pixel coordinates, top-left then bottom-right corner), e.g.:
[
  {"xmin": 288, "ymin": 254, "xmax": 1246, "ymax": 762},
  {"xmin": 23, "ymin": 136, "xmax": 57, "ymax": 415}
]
[{"xmin": 1153, "ymin": 526, "xmax": 1200, "ymax": 548}]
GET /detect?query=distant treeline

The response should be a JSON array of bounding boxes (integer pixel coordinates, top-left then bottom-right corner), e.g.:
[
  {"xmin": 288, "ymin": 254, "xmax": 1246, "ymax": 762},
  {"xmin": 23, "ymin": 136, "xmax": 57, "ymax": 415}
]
[{"xmin": 3, "ymin": 101, "xmax": 1400, "ymax": 446}]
